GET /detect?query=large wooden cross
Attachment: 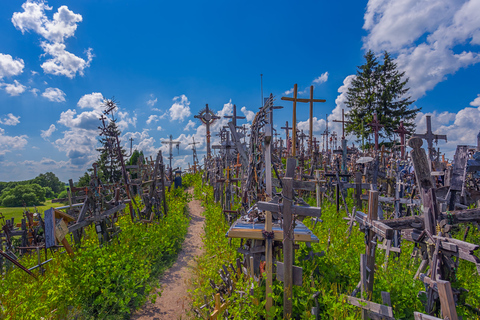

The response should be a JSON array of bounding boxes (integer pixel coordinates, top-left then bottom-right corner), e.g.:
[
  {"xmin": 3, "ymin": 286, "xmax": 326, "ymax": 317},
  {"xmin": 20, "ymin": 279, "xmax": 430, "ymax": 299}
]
[
  {"xmin": 394, "ymin": 120, "xmax": 410, "ymax": 159},
  {"xmin": 413, "ymin": 115, "xmax": 447, "ymax": 161},
  {"xmin": 367, "ymin": 113, "xmax": 384, "ymax": 151},
  {"xmin": 281, "ymin": 84, "xmax": 325, "ymax": 157}
]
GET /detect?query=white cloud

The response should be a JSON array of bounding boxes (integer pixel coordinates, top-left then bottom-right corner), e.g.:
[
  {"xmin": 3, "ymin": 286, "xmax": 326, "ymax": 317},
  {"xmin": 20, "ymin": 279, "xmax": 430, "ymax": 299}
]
[
  {"xmin": 0, "ymin": 113, "xmax": 21, "ymax": 126},
  {"xmin": 77, "ymin": 92, "xmax": 104, "ymax": 111},
  {"xmin": 122, "ymin": 129, "xmax": 157, "ymax": 156},
  {"xmin": 117, "ymin": 111, "xmax": 137, "ymax": 131},
  {"xmin": 12, "ymin": 1, "xmax": 93, "ymax": 78},
  {"xmin": 12, "ymin": 1, "xmax": 82, "ymax": 43},
  {"xmin": 0, "ymin": 80, "xmax": 26, "ymax": 96},
  {"xmin": 184, "ymin": 119, "xmax": 196, "ymax": 131},
  {"xmin": 283, "ymin": 88, "xmax": 293, "ymax": 95},
  {"xmin": 298, "ymin": 117, "xmax": 327, "ymax": 133},
  {"xmin": 169, "ymin": 94, "xmax": 191, "ymax": 121},
  {"xmin": 147, "ymin": 97, "xmax": 157, "ymax": 107},
  {"xmin": 157, "ymin": 126, "xmax": 162, "ymax": 131},
  {"xmin": 313, "ymin": 72, "xmax": 329, "ymax": 85},
  {"xmin": 54, "ymin": 128, "xmax": 98, "ymax": 166},
  {"xmin": 58, "ymin": 109, "xmax": 101, "ymax": 131},
  {"xmin": 470, "ymin": 94, "xmax": 480, "ymax": 107},
  {"xmin": 363, "ymin": 0, "xmax": 480, "ymax": 99},
  {"xmin": 40, "ymin": 123, "xmax": 56, "ymax": 139},
  {"xmin": 146, "ymin": 114, "xmax": 159, "ymax": 125},
  {"xmin": 40, "ymin": 42, "xmax": 93, "ymax": 78},
  {"xmin": 0, "ymin": 127, "xmax": 28, "ymax": 156},
  {"xmin": 241, "ymin": 106, "xmax": 255, "ymax": 122},
  {"xmin": 42, "ymin": 87, "xmax": 66, "ymax": 102},
  {"xmin": 30, "ymin": 88, "xmax": 39, "ymax": 96},
  {"xmin": 0, "ymin": 53, "xmax": 24, "ymax": 79}
]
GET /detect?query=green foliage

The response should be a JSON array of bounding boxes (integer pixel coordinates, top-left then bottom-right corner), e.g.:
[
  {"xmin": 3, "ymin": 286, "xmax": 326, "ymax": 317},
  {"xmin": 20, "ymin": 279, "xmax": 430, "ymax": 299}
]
[
  {"xmin": 0, "ymin": 183, "xmax": 46, "ymax": 207},
  {"xmin": 31, "ymin": 172, "xmax": 65, "ymax": 195},
  {"xmin": 188, "ymin": 175, "xmax": 480, "ymax": 319},
  {"xmin": 346, "ymin": 50, "xmax": 419, "ymax": 142},
  {"xmin": 77, "ymin": 171, "xmax": 92, "ymax": 188},
  {"xmin": 0, "ymin": 186, "xmax": 191, "ymax": 319},
  {"xmin": 96, "ymin": 119, "xmax": 125, "ymax": 184}
]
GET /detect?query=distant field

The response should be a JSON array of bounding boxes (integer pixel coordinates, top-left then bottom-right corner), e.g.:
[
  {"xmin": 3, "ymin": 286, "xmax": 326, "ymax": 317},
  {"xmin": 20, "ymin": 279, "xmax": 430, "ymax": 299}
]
[{"xmin": 0, "ymin": 200, "xmax": 65, "ymax": 222}]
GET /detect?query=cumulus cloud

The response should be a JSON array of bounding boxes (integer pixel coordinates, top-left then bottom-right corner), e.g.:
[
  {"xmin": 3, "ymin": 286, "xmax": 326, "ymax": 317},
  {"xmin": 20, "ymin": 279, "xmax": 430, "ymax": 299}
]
[
  {"xmin": 0, "ymin": 53, "xmax": 24, "ymax": 79},
  {"xmin": 0, "ymin": 80, "xmax": 26, "ymax": 96},
  {"xmin": 184, "ymin": 120, "xmax": 196, "ymax": 131},
  {"xmin": 313, "ymin": 72, "xmax": 329, "ymax": 85},
  {"xmin": 146, "ymin": 114, "xmax": 159, "ymax": 125},
  {"xmin": 40, "ymin": 42, "xmax": 93, "ymax": 78},
  {"xmin": 30, "ymin": 88, "xmax": 39, "ymax": 96},
  {"xmin": 0, "ymin": 113, "xmax": 21, "ymax": 126},
  {"xmin": 54, "ymin": 128, "xmax": 98, "ymax": 166},
  {"xmin": 470, "ymin": 94, "xmax": 480, "ymax": 107},
  {"xmin": 298, "ymin": 117, "xmax": 327, "ymax": 133},
  {"xmin": 0, "ymin": 127, "xmax": 28, "ymax": 156},
  {"xmin": 169, "ymin": 94, "xmax": 191, "ymax": 121},
  {"xmin": 117, "ymin": 111, "xmax": 137, "ymax": 131},
  {"xmin": 363, "ymin": 0, "xmax": 480, "ymax": 99},
  {"xmin": 241, "ymin": 106, "xmax": 255, "ymax": 122},
  {"xmin": 42, "ymin": 87, "xmax": 66, "ymax": 102},
  {"xmin": 77, "ymin": 92, "xmax": 104, "ymax": 111},
  {"xmin": 283, "ymin": 88, "xmax": 293, "ymax": 95},
  {"xmin": 12, "ymin": 0, "xmax": 93, "ymax": 78},
  {"xmin": 157, "ymin": 126, "xmax": 162, "ymax": 131},
  {"xmin": 40, "ymin": 123, "xmax": 56, "ymax": 139}
]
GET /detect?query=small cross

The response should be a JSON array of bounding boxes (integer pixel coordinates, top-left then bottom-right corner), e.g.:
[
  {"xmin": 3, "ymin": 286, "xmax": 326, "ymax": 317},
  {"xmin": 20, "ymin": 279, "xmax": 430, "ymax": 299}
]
[
  {"xmin": 394, "ymin": 121, "xmax": 410, "ymax": 159},
  {"xmin": 367, "ymin": 113, "xmax": 384, "ymax": 151},
  {"xmin": 332, "ymin": 109, "xmax": 353, "ymax": 140},
  {"xmin": 413, "ymin": 115, "xmax": 447, "ymax": 162}
]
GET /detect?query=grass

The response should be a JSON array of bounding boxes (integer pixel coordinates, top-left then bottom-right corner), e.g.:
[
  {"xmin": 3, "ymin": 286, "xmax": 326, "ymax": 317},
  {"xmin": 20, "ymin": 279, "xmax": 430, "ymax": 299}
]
[{"xmin": 0, "ymin": 199, "xmax": 65, "ymax": 222}]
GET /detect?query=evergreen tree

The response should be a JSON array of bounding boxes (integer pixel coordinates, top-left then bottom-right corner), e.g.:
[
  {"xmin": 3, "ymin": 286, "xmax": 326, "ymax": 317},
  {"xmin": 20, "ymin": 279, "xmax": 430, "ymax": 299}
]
[
  {"xmin": 96, "ymin": 119, "xmax": 125, "ymax": 184},
  {"xmin": 345, "ymin": 50, "xmax": 419, "ymax": 142}
]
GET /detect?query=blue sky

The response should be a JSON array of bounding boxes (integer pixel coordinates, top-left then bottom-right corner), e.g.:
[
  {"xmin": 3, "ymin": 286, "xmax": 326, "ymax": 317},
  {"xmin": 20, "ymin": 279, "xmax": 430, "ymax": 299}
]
[{"xmin": 0, "ymin": 0, "xmax": 479, "ymax": 182}]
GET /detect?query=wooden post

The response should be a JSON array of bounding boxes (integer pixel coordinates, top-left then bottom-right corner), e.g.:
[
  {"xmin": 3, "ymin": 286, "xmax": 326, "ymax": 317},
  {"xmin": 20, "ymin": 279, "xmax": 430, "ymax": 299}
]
[
  {"xmin": 366, "ymin": 191, "xmax": 379, "ymax": 296},
  {"xmin": 437, "ymin": 280, "xmax": 459, "ymax": 320},
  {"xmin": 315, "ymin": 170, "xmax": 321, "ymax": 207},
  {"xmin": 265, "ymin": 211, "xmax": 273, "ymax": 317},
  {"xmin": 282, "ymin": 177, "xmax": 294, "ymax": 319}
]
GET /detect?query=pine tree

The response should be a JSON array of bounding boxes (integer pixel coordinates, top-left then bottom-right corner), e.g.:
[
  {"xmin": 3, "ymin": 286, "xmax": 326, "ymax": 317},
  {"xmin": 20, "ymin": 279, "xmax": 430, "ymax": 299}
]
[
  {"xmin": 345, "ymin": 50, "xmax": 419, "ymax": 142},
  {"xmin": 96, "ymin": 118, "xmax": 125, "ymax": 184}
]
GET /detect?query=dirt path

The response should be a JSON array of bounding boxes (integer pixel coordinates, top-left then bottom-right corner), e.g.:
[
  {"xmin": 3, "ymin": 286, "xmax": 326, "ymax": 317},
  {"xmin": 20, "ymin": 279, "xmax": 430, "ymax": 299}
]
[{"xmin": 132, "ymin": 189, "xmax": 205, "ymax": 320}]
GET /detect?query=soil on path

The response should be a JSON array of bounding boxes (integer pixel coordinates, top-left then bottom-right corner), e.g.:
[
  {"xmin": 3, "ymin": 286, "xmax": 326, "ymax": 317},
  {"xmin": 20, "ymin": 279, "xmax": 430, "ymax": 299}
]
[{"xmin": 132, "ymin": 188, "xmax": 205, "ymax": 320}]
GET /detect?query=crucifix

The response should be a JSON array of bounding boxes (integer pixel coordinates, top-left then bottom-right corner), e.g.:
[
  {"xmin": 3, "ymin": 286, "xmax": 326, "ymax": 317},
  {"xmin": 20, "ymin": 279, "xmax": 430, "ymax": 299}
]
[
  {"xmin": 332, "ymin": 109, "xmax": 352, "ymax": 140},
  {"xmin": 281, "ymin": 84, "xmax": 325, "ymax": 157},
  {"xmin": 367, "ymin": 113, "xmax": 384, "ymax": 151},
  {"xmin": 281, "ymin": 121, "xmax": 293, "ymax": 144},
  {"xmin": 394, "ymin": 120, "xmax": 410, "ymax": 159},
  {"xmin": 413, "ymin": 115, "xmax": 447, "ymax": 162},
  {"xmin": 194, "ymin": 104, "xmax": 221, "ymax": 160}
]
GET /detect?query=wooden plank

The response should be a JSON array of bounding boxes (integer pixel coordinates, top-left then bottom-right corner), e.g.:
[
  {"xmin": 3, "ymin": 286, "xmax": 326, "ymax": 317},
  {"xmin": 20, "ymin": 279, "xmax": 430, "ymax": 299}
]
[
  {"xmin": 55, "ymin": 219, "xmax": 69, "ymax": 243},
  {"xmin": 265, "ymin": 211, "xmax": 273, "ymax": 317},
  {"xmin": 355, "ymin": 211, "xmax": 394, "ymax": 240},
  {"xmin": 53, "ymin": 209, "xmax": 75, "ymax": 222},
  {"xmin": 345, "ymin": 296, "xmax": 394, "ymax": 318},
  {"xmin": 272, "ymin": 178, "xmax": 316, "ymax": 191},
  {"xmin": 227, "ymin": 228, "xmax": 313, "ymax": 242},
  {"xmin": 44, "ymin": 208, "xmax": 56, "ymax": 248},
  {"xmin": 256, "ymin": 202, "xmax": 322, "ymax": 218},
  {"xmin": 276, "ymin": 262, "xmax": 303, "ymax": 286},
  {"xmin": 282, "ymin": 177, "xmax": 293, "ymax": 318},
  {"xmin": 413, "ymin": 312, "xmax": 442, "ymax": 320}
]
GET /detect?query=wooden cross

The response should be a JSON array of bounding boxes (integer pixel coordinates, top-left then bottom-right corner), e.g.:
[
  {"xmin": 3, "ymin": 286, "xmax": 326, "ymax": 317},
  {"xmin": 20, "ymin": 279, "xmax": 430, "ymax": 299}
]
[
  {"xmin": 281, "ymin": 121, "xmax": 293, "ymax": 144},
  {"xmin": 367, "ymin": 113, "xmax": 384, "ymax": 151},
  {"xmin": 224, "ymin": 104, "xmax": 246, "ymax": 128},
  {"xmin": 161, "ymin": 134, "xmax": 181, "ymax": 173},
  {"xmin": 413, "ymin": 115, "xmax": 447, "ymax": 162},
  {"xmin": 332, "ymin": 109, "xmax": 352, "ymax": 140},
  {"xmin": 281, "ymin": 84, "xmax": 325, "ymax": 157},
  {"xmin": 194, "ymin": 104, "xmax": 221, "ymax": 159},
  {"xmin": 394, "ymin": 120, "xmax": 410, "ymax": 159}
]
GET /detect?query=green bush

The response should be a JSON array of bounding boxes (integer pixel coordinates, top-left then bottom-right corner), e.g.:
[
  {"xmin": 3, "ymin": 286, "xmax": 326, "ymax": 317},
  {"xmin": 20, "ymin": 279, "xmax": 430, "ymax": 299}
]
[
  {"xmin": 0, "ymin": 183, "xmax": 46, "ymax": 207},
  {"xmin": 0, "ymin": 186, "xmax": 191, "ymax": 319}
]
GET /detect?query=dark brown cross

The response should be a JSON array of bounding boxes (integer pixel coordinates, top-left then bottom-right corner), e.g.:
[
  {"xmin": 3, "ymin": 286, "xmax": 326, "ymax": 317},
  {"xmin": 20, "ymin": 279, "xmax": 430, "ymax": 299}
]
[
  {"xmin": 281, "ymin": 84, "xmax": 325, "ymax": 157},
  {"xmin": 413, "ymin": 115, "xmax": 447, "ymax": 162},
  {"xmin": 394, "ymin": 121, "xmax": 410, "ymax": 159},
  {"xmin": 367, "ymin": 113, "xmax": 384, "ymax": 151},
  {"xmin": 281, "ymin": 121, "xmax": 293, "ymax": 142},
  {"xmin": 332, "ymin": 109, "xmax": 353, "ymax": 140}
]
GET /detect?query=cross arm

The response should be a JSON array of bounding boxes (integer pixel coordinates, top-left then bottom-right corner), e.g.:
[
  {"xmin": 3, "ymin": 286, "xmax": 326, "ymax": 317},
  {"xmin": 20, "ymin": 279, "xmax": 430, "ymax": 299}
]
[
  {"xmin": 281, "ymin": 97, "xmax": 326, "ymax": 103},
  {"xmin": 256, "ymin": 202, "xmax": 322, "ymax": 218},
  {"xmin": 355, "ymin": 211, "xmax": 394, "ymax": 240}
]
